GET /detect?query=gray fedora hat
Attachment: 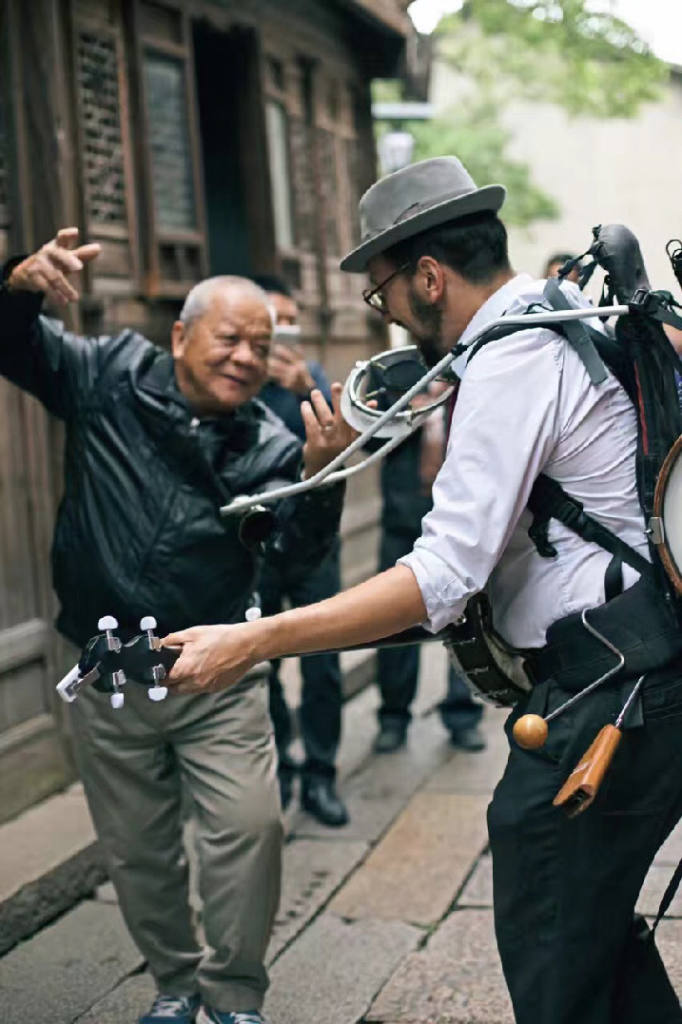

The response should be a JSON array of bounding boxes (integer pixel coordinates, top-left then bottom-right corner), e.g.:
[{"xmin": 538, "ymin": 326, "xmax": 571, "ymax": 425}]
[{"xmin": 340, "ymin": 156, "xmax": 505, "ymax": 273}]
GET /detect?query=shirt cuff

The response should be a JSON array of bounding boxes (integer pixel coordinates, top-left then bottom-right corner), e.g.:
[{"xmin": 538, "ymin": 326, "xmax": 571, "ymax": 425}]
[{"xmin": 398, "ymin": 548, "xmax": 471, "ymax": 634}]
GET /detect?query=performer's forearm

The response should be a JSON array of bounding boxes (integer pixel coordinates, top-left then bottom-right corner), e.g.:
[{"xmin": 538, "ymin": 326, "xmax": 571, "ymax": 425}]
[{"xmin": 258, "ymin": 564, "xmax": 427, "ymax": 660}]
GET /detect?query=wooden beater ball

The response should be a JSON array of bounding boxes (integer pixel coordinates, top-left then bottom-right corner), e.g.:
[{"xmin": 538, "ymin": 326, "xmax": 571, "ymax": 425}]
[{"xmin": 513, "ymin": 714, "xmax": 549, "ymax": 750}]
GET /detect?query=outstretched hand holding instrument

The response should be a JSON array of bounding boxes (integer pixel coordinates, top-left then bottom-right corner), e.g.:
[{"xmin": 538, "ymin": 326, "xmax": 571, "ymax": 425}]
[{"xmin": 56, "ymin": 615, "xmax": 182, "ymax": 708}]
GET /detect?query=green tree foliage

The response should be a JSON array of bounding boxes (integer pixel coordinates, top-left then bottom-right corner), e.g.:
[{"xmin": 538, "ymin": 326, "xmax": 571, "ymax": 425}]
[{"xmin": 398, "ymin": 0, "xmax": 668, "ymax": 225}]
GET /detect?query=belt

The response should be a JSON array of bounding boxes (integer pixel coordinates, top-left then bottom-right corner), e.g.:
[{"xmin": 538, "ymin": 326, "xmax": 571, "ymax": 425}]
[{"xmin": 526, "ymin": 577, "xmax": 682, "ymax": 692}]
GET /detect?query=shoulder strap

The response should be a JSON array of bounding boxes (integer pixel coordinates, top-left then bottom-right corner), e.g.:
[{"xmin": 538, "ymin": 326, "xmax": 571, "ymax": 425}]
[
  {"xmin": 466, "ymin": 280, "xmax": 612, "ymax": 385},
  {"xmin": 528, "ymin": 475, "xmax": 654, "ymax": 596},
  {"xmin": 542, "ymin": 279, "xmax": 609, "ymax": 385}
]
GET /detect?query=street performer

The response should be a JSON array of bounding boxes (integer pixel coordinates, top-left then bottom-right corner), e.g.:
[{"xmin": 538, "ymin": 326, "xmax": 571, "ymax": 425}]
[
  {"xmin": 0, "ymin": 232, "xmax": 353, "ymax": 1024},
  {"xmin": 162, "ymin": 157, "xmax": 682, "ymax": 1023}
]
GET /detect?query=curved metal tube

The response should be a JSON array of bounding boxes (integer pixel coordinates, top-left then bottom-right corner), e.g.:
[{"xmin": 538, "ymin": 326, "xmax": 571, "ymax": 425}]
[
  {"xmin": 221, "ymin": 304, "xmax": 628, "ymax": 517},
  {"xmin": 545, "ymin": 607, "xmax": 626, "ymax": 724}
]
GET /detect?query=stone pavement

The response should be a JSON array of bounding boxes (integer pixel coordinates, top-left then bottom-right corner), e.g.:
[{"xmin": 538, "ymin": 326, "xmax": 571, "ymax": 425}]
[{"xmin": 2, "ymin": 643, "xmax": 682, "ymax": 1023}]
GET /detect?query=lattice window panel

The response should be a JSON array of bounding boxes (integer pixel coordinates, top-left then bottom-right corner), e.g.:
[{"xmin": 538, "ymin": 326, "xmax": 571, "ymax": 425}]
[
  {"xmin": 76, "ymin": 30, "xmax": 128, "ymax": 226},
  {"xmin": 143, "ymin": 52, "xmax": 196, "ymax": 232},
  {"xmin": 318, "ymin": 129, "xmax": 340, "ymax": 256},
  {"xmin": 289, "ymin": 117, "xmax": 315, "ymax": 251}
]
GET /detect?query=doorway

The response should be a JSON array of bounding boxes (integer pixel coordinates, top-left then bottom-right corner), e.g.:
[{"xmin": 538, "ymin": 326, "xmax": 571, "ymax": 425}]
[{"xmin": 193, "ymin": 21, "xmax": 275, "ymax": 277}]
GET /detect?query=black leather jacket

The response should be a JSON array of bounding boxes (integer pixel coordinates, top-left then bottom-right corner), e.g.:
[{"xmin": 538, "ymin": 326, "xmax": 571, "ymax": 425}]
[{"xmin": 0, "ymin": 280, "xmax": 344, "ymax": 645}]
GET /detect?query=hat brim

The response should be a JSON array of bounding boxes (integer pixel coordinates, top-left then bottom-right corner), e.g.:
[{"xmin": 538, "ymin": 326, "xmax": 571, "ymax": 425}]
[{"xmin": 340, "ymin": 184, "xmax": 506, "ymax": 273}]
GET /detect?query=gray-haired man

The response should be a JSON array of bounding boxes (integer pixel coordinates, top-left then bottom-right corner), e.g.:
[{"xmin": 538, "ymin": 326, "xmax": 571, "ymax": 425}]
[{"xmin": 0, "ymin": 229, "xmax": 353, "ymax": 1024}]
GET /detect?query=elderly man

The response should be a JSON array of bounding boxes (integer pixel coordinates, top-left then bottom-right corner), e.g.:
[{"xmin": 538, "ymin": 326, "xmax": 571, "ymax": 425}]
[
  {"xmin": 0, "ymin": 228, "xmax": 351, "ymax": 1024},
  {"xmin": 165, "ymin": 158, "xmax": 682, "ymax": 1024}
]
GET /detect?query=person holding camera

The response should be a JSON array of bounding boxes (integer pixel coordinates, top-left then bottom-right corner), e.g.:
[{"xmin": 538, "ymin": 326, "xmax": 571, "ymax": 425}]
[{"xmin": 253, "ymin": 275, "xmax": 349, "ymax": 828}]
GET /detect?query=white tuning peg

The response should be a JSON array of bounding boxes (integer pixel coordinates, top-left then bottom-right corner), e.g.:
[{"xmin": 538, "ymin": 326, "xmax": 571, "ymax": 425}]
[
  {"xmin": 140, "ymin": 616, "xmax": 157, "ymax": 631},
  {"xmin": 110, "ymin": 692, "xmax": 125, "ymax": 709},
  {"xmin": 245, "ymin": 607, "xmax": 262, "ymax": 622},
  {"xmin": 148, "ymin": 685, "xmax": 168, "ymax": 702},
  {"xmin": 98, "ymin": 615, "xmax": 119, "ymax": 631}
]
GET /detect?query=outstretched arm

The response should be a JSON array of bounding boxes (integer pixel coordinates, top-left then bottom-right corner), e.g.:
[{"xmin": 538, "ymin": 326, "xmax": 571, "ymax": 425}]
[
  {"xmin": 0, "ymin": 227, "xmax": 102, "ymax": 418},
  {"xmin": 163, "ymin": 564, "xmax": 426, "ymax": 694}
]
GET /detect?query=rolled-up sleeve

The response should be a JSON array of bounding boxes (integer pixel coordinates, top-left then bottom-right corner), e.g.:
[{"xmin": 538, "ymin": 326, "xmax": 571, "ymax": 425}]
[{"xmin": 399, "ymin": 330, "xmax": 561, "ymax": 632}]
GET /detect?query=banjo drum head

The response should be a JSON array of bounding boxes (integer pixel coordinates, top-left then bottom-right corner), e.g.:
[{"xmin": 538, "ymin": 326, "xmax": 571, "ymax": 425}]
[{"xmin": 653, "ymin": 434, "xmax": 682, "ymax": 594}]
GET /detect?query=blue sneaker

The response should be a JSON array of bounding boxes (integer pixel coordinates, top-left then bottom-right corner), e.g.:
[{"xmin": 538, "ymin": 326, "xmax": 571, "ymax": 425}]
[
  {"xmin": 196, "ymin": 1010, "xmax": 268, "ymax": 1024},
  {"xmin": 139, "ymin": 993, "xmax": 201, "ymax": 1023}
]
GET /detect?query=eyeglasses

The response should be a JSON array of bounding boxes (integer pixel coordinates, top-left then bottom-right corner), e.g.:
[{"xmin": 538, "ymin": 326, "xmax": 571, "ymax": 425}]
[{"xmin": 362, "ymin": 262, "xmax": 410, "ymax": 313}]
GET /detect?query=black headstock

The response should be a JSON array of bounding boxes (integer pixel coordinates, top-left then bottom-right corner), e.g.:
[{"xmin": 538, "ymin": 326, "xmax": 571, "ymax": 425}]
[{"xmin": 57, "ymin": 615, "xmax": 180, "ymax": 708}]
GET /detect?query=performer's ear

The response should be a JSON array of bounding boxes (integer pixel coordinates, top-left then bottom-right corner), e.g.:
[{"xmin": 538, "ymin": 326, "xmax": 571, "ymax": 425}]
[{"xmin": 416, "ymin": 255, "xmax": 445, "ymax": 304}]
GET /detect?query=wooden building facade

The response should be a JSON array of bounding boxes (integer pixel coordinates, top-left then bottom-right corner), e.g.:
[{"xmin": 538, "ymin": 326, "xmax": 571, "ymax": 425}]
[{"xmin": 0, "ymin": 0, "xmax": 409, "ymax": 822}]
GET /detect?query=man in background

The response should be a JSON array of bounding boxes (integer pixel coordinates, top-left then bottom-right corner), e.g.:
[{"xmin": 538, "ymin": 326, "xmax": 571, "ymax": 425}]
[
  {"xmin": 374, "ymin": 393, "xmax": 485, "ymax": 754},
  {"xmin": 253, "ymin": 275, "xmax": 348, "ymax": 828},
  {"xmin": 543, "ymin": 252, "xmax": 581, "ymax": 282}
]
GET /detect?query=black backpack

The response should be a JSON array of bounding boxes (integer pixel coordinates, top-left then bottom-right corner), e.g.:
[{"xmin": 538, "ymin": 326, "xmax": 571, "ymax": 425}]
[{"xmin": 468, "ymin": 224, "xmax": 682, "ymax": 612}]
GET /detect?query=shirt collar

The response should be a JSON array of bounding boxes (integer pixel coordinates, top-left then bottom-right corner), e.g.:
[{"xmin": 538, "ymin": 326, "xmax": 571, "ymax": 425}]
[
  {"xmin": 449, "ymin": 273, "xmax": 534, "ymax": 380},
  {"xmin": 458, "ymin": 273, "xmax": 535, "ymax": 350}
]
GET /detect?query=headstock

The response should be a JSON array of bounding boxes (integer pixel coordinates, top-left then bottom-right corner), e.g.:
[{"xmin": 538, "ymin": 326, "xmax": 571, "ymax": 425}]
[{"xmin": 56, "ymin": 615, "xmax": 179, "ymax": 709}]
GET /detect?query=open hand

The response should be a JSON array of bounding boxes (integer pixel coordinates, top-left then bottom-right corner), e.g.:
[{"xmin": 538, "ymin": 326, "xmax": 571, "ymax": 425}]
[
  {"xmin": 7, "ymin": 227, "xmax": 101, "ymax": 307},
  {"xmin": 301, "ymin": 382, "xmax": 361, "ymax": 478}
]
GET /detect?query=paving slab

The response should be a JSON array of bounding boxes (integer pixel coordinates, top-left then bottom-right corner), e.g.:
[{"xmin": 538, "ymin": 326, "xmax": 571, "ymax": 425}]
[
  {"xmin": 265, "ymin": 912, "xmax": 421, "ymax": 1024},
  {"xmin": 657, "ymin": 821, "xmax": 682, "ymax": 866},
  {"xmin": 458, "ymin": 853, "xmax": 493, "ymax": 908},
  {"xmin": 0, "ymin": 900, "xmax": 143, "ymax": 1024},
  {"xmin": 0, "ymin": 782, "xmax": 106, "ymax": 955},
  {"xmin": 424, "ymin": 708, "xmax": 509, "ymax": 796},
  {"xmin": 267, "ymin": 837, "xmax": 368, "ymax": 963},
  {"xmin": 655, "ymin": 918, "xmax": 682, "ymax": 997},
  {"xmin": 367, "ymin": 908, "xmax": 513, "ymax": 1024},
  {"xmin": 74, "ymin": 972, "xmax": 156, "ymax": 1023},
  {"xmin": 331, "ymin": 792, "xmax": 489, "ymax": 926},
  {"xmin": 292, "ymin": 712, "xmax": 456, "ymax": 842},
  {"xmin": 0, "ymin": 841, "xmax": 106, "ymax": 957},
  {"xmin": 637, "ymin": 863, "xmax": 682, "ymax": 919},
  {"xmin": 0, "ymin": 784, "xmax": 95, "ymax": 902}
]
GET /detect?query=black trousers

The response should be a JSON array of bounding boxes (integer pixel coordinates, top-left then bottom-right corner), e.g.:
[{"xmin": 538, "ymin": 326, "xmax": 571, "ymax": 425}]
[
  {"xmin": 488, "ymin": 668, "xmax": 682, "ymax": 1023},
  {"xmin": 260, "ymin": 539, "xmax": 342, "ymax": 780},
  {"xmin": 377, "ymin": 525, "xmax": 482, "ymax": 732}
]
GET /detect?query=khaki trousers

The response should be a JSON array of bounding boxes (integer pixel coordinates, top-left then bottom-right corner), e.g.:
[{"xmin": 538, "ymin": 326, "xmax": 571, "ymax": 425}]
[{"xmin": 71, "ymin": 676, "xmax": 282, "ymax": 1012}]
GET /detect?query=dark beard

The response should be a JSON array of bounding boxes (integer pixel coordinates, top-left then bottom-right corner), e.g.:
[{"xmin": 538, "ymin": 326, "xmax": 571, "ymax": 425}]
[{"xmin": 408, "ymin": 286, "xmax": 444, "ymax": 368}]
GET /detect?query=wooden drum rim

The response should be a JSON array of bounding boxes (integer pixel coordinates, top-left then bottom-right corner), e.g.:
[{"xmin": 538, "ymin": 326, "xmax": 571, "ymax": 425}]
[{"xmin": 653, "ymin": 434, "xmax": 682, "ymax": 595}]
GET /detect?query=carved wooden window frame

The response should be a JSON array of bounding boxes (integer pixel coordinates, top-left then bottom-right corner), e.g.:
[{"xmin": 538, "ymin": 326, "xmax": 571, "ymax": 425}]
[
  {"xmin": 70, "ymin": 0, "xmax": 140, "ymax": 292},
  {"xmin": 131, "ymin": 0, "xmax": 208, "ymax": 298}
]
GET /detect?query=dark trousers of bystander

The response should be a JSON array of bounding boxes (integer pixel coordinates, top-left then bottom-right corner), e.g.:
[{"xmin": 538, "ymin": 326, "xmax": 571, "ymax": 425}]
[
  {"xmin": 259, "ymin": 538, "xmax": 343, "ymax": 781},
  {"xmin": 488, "ymin": 668, "xmax": 682, "ymax": 1024},
  {"xmin": 377, "ymin": 525, "xmax": 483, "ymax": 732}
]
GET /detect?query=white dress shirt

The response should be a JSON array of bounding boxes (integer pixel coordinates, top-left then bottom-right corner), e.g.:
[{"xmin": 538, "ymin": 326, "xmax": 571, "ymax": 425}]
[{"xmin": 399, "ymin": 273, "xmax": 649, "ymax": 649}]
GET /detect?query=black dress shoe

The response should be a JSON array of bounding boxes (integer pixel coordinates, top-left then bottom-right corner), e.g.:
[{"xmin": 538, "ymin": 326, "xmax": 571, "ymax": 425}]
[
  {"xmin": 373, "ymin": 722, "xmax": 408, "ymax": 754},
  {"xmin": 449, "ymin": 725, "xmax": 486, "ymax": 751},
  {"xmin": 301, "ymin": 777, "xmax": 349, "ymax": 827}
]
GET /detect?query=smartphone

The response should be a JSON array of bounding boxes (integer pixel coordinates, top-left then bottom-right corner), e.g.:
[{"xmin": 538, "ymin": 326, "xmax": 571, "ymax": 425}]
[{"xmin": 273, "ymin": 323, "xmax": 302, "ymax": 347}]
